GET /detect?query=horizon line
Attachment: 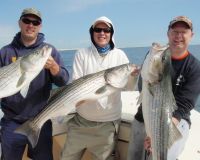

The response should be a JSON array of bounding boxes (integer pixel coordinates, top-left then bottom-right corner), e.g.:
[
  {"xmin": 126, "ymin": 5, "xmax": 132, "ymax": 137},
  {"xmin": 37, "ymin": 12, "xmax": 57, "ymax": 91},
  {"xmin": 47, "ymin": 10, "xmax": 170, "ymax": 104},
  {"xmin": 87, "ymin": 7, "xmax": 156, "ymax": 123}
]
[{"xmin": 58, "ymin": 43, "xmax": 200, "ymax": 51}]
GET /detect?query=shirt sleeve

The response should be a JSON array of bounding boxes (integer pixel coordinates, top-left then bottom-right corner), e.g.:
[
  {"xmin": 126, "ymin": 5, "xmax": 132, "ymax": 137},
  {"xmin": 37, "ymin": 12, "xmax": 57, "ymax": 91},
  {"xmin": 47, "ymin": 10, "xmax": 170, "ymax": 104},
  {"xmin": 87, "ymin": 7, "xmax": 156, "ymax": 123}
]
[{"xmin": 173, "ymin": 58, "xmax": 200, "ymax": 121}]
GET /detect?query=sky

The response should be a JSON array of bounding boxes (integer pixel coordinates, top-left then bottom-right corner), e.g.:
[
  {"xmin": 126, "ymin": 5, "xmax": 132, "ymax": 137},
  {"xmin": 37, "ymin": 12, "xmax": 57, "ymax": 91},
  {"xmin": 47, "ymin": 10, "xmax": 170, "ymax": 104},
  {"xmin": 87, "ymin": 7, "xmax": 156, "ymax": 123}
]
[{"xmin": 0, "ymin": 0, "xmax": 200, "ymax": 49}]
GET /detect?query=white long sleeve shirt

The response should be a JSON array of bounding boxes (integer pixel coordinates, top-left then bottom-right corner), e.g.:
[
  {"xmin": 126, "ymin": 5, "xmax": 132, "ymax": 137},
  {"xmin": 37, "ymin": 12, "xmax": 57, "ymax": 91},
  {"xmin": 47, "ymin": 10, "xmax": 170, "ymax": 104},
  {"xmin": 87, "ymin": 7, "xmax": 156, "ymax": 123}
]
[{"xmin": 72, "ymin": 44, "xmax": 129, "ymax": 122}]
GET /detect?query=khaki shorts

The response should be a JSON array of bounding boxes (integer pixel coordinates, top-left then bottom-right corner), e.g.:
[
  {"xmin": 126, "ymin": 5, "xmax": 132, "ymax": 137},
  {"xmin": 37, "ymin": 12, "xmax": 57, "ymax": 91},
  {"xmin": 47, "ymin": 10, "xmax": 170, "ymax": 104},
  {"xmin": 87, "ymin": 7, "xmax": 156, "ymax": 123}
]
[{"xmin": 61, "ymin": 113, "xmax": 120, "ymax": 160}]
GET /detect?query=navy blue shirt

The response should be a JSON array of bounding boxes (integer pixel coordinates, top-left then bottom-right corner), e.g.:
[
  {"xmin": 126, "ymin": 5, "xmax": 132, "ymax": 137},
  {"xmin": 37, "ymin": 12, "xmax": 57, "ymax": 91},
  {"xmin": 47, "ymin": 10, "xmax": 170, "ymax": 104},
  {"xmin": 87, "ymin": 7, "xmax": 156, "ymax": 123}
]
[{"xmin": 0, "ymin": 32, "xmax": 69, "ymax": 122}]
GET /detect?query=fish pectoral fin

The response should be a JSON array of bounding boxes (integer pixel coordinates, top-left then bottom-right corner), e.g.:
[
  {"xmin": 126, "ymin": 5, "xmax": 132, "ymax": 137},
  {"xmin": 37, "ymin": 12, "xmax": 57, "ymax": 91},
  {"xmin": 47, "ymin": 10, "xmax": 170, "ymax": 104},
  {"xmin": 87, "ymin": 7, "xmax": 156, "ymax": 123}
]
[
  {"xmin": 17, "ymin": 73, "xmax": 27, "ymax": 87},
  {"xmin": 168, "ymin": 122, "xmax": 182, "ymax": 149},
  {"xmin": 95, "ymin": 85, "xmax": 108, "ymax": 94},
  {"xmin": 95, "ymin": 85, "xmax": 117, "ymax": 95},
  {"xmin": 148, "ymin": 83, "xmax": 154, "ymax": 96},
  {"xmin": 20, "ymin": 84, "xmax": 30, "ymax": 98}
]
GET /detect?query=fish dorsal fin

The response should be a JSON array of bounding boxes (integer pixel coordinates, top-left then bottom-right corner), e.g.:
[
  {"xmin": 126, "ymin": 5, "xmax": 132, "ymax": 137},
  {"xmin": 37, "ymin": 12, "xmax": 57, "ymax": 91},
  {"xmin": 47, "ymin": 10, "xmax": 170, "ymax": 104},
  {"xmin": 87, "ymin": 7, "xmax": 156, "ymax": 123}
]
[
  {"xmin": 48, "ymin": 86, "xmax": 66, "ymax": 103},
  {"xmin": 20, "ymin": 83, "xmax": 30, "ymax": 98},
  {"xmin": 50, "ymin": 87, "xmax": 61, "ymax": 97}
]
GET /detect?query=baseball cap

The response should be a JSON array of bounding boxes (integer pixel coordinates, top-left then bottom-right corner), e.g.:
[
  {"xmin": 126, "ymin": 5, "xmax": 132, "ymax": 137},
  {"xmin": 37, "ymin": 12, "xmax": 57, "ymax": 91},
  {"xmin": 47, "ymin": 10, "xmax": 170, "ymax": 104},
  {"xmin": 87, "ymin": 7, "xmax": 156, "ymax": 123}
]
[
  {"xmin": 92, "ymin": 16, "xmax": 112, "ymax": 28},
  {"xmin": 168, "ymin": 16, "xmax": 193, "ymax": 30},
  {"xmin": 20, "ymin": 8, "xmax": 42, "ymax": 21}
]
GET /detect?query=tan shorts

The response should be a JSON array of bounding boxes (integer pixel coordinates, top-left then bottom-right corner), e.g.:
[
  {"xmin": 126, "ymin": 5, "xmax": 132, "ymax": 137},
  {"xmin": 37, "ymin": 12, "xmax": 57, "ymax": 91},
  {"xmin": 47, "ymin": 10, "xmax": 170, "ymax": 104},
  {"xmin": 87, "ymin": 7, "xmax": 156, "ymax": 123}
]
[{"xmin": 61, "ymin": 113, "xmax": 120, "ymax": 160}]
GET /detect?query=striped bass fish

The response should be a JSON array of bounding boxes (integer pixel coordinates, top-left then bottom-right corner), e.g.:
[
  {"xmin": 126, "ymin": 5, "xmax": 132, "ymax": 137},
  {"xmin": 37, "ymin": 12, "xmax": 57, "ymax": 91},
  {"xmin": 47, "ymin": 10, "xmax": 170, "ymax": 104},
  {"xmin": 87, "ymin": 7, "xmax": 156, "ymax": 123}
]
[
  {"xmin": 141, "ymin": 43, "xmax": 182, "ymax": 160},
  {"xmin": 15, "ymin": 63, "xmax": 137, "ymax": 148},
  {"xmin": 0, "ymin": 45, "xmax": 51, "ymax": 98}
]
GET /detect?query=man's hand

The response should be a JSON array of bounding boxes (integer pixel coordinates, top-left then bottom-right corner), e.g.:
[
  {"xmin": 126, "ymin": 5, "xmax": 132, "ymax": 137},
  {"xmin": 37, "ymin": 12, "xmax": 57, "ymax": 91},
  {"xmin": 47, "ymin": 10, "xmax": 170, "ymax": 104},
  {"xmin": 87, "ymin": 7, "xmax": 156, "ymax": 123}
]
[
  {"xmin": 144, "ymin": 136, "xmax": 152, "ymax": 154},
  {"xmin": 44, "ymin": 56, "xmax": 60, "ymax": 76},
  {"xmin": 125, "ymin": 65, "xmax": 140, "ymax": 90},
  {"xmin": 172, "ymin": 117, "xmax": 180, "ymax": 126},
  {"xmin": 131, "ymin": 65, "xmax": 140, "ymax": 76}
]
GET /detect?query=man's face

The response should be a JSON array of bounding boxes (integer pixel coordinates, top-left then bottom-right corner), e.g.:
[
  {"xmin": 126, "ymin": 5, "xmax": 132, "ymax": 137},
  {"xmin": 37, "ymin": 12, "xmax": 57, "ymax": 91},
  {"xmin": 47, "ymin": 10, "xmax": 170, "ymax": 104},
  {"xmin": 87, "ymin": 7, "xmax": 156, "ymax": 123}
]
[
  {"xmin": 93, "ymin": 22, "xmax": 111, "ymax": 48},
  {"xmin": 19, "ymin": 15, "xmax": 42, "ymax": 42},
  {"xmin": 167, "ymin": 22, "xmax": 193, "ymax": 52}
]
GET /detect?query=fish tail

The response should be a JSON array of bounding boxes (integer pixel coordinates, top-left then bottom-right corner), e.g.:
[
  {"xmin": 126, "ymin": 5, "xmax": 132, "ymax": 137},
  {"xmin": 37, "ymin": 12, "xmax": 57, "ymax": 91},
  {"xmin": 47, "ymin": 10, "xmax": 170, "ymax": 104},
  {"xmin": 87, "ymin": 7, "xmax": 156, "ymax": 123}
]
[
  {"xmin": 168, "ymin": 122, "xmax": 182, "ymax": 148},
  {"xmin": 14, "ymin": 120, "xmax": 41, "ymax": 148}
]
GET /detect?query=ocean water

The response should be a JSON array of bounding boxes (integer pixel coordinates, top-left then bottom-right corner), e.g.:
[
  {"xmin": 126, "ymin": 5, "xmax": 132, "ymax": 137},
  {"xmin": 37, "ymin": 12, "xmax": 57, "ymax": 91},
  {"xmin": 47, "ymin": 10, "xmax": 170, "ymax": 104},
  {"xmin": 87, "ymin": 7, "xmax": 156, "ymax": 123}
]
[{"xmin": 60, "ymin": 45, "xmax": 200, "ymax": 112}]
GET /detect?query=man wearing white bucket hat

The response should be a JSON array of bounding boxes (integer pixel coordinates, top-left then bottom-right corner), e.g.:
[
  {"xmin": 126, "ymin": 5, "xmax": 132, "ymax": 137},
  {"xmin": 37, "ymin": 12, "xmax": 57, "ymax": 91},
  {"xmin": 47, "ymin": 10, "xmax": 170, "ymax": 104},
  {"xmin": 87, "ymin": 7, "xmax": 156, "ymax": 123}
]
[{"xmin": 61, "ymin": 16, "xmax": 139, "ymax": 160}]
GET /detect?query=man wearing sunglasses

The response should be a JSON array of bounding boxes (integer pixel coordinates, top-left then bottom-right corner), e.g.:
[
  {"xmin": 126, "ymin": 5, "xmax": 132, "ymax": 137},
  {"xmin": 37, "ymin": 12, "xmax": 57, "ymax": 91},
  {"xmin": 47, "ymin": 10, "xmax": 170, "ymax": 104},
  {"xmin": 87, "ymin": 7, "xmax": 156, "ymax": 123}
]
[
  {"xmin": 61, "ymin": 16, "xmax": 139, "ymax": 160},
  {"xmin": 0, "ymin": 8, "xmax": 69, "ymax": 160}
]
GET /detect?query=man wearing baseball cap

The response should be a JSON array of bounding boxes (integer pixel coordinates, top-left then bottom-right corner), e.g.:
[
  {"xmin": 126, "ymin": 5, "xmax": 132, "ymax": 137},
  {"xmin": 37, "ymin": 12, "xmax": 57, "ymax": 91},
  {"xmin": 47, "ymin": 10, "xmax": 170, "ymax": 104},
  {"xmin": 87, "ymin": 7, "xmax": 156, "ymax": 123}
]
[
  {"xmin": 128, "ymin": 16, "xmax": 200, "ymax": 160},
  {"xmin": 168, "ymin": 15, "xmax": 193, "ymax": 30},
  {"xmin": 20, "ymin": 7, "xmax": 42, "ymax": 21},
  {"xmin": 0, "ymin": 8, "xmax": 69, "ymax": 160}
]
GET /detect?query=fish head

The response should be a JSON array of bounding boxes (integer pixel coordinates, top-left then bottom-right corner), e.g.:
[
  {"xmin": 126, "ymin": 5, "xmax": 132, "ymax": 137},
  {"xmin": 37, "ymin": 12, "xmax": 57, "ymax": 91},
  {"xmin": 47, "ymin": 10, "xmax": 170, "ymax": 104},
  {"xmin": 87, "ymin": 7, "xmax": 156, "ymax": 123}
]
[
  {"xmin": 20, "ymin": 45, "xmax": 52, "ymax": 71},
  {"xmin": 141, "ymin": 43, "xmax": 170, "ymax": 84},
  {"xmin": 105, "ymin": 63, "xmax": 137, "ymax": 88}
]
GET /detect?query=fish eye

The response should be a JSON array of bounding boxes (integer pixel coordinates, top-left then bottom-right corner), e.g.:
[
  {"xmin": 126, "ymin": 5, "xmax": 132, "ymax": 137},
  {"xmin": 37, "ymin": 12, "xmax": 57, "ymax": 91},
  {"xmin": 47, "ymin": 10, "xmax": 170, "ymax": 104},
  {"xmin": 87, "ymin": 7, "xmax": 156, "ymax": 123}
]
[{"xmin": 161, "ymin": 55, "xmax": 166, "ymax": 62}]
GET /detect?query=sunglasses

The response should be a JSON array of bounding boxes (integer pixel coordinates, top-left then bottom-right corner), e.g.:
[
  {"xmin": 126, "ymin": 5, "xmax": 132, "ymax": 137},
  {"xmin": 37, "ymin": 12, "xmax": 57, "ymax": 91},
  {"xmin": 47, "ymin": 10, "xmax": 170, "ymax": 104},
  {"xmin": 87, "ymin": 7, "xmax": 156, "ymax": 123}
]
[
  {"xmin": 93, "ymin": 27, "xmax": 111, "ymax": 33},
  {"xmin": 21, "ymin": 18, "xmax": 41, "ymax": 26}
]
